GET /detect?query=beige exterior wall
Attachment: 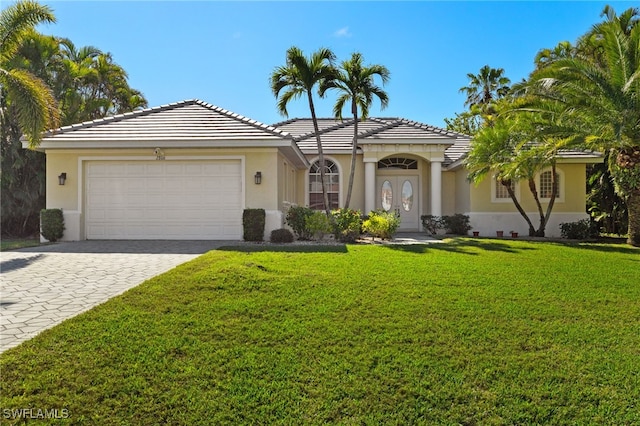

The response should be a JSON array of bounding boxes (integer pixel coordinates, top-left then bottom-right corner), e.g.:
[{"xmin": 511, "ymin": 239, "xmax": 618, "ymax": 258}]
[
  {"xmin": 46, "ymin": 147, "xmax": 282, "ymax": 209},
  {"xmin": 299, "ymin": 153, "xmax": 366, "ymax": 211},
  {"xmin": 470, "ymin": 163, "xmax": 587, "ymax": 213},
  {"xmin": 441, "ymin": 171, "xmax": 456, "ymax": 216},
  {"xmin": 455, "ymin": 169, "xmax": 471, "ymax": 213},
  {"xmin": 45, "ymin": 147, "xmax": 288, "ymax": 240}
]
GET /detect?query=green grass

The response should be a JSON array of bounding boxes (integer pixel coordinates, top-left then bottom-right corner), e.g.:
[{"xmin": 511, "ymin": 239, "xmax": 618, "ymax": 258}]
[
  {"xmin": 1, "ymin": 239, "xmax": 639, "ymax": 424},
  {"xmin": 0, "ymin": 237, "xmax": 41, "ymax": 251}
]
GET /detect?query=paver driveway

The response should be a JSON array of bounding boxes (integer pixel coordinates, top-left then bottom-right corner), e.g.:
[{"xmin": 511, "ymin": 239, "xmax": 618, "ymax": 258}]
[{"xmin": 0, "ymin": 240, "xmax": 225, "ymax": 353}]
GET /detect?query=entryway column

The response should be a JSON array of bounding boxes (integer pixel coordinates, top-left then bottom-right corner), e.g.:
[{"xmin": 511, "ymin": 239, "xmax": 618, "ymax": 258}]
[
  {"xmin": 364, "ymin": 160, "xmax": 376, "ymax": 214},
  {"xmin": 430, "ymin": 160, "xmax": 442, "ymax": 217}
]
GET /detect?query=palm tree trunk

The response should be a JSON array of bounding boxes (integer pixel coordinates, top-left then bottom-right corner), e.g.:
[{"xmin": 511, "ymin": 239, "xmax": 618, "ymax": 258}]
[
  {"xmin": 527, "ymin": 177, "xmax": 547, "ymax": 236},
  {"xmin": 539, "ymin": 163, "xmax": 558, "ymax": 238},
  {"xmin": 505, "ymin": 182, "xmax": 536, "ymax": 236},
  {"xmin": 344, "ymin": 104, "xmax": 358, "ymax": 209},
  {"xmin": 627, "ymin": 189, "xmax": 640, "ymax": 246},
  {"xmin": 307, "ymin": 92, "xmax": 331, "ymax": 216}
]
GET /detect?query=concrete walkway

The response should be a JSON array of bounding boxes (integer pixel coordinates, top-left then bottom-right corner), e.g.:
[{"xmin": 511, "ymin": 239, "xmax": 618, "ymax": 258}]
[{"xmin": 0, "ymin": 241, "xmax": 224, "ymax": 353}]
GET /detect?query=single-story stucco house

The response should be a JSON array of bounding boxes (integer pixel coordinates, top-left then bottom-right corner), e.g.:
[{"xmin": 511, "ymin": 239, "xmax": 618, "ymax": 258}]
[{"xmin": 27, "ymin": 99, "xmax": 602, "ymax": 241}]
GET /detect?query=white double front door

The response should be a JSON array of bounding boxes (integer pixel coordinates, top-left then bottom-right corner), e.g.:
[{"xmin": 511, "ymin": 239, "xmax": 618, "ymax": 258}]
[{"xmin": 375, "ymin": 175, "xmax": 420, "ymax": 231}]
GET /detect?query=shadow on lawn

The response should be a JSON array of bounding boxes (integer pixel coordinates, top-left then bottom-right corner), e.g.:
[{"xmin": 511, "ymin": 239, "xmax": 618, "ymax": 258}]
[
  {"xmin": 384, "ymin": 238, "xmax": 538, "ymax": 255},
  {"xmin": 218, "ymin": 244, "xmax": 349, "ymax": 253},
  {"xmin": 545, "ymin": 240, "xmax": 639, "ymax": 256}
]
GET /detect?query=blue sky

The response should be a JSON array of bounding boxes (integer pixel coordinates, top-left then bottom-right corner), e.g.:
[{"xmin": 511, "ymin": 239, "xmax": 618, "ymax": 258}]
[{"xmin": 26, "ymin": 1, "xmax": 636, "ymax": 127}]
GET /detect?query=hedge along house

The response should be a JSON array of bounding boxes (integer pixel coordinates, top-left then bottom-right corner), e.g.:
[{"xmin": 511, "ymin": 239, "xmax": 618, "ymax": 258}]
[{"xmin": 29, "ymin": 99, "xmax": 602, "ymax": 241}]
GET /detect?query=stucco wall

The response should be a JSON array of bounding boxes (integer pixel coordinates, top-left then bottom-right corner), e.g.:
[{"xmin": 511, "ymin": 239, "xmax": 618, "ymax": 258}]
[
  {"xmin": 470, "ymin": 163, "xmax": 587, "ymax": 213},
  {"xmin": 442, "ymin": 171, "xmax": 456, "ymax": 216},
  {"xmin": 455, "ymin": 169, "xmax": 471, "ymax": 213},
  {"xmin": 45, "ymin": 147, "xmax": 284, "ymax": 240}
]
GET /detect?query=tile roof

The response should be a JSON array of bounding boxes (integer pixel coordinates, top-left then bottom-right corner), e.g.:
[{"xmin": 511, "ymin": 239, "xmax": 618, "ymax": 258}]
[
  {"xmin": 273, "ymin": 117, "xmax": 470, "ymax": 164},
  {"xmin": 38, "ymin": 99, "xmax": 291, "ymax": 143}
]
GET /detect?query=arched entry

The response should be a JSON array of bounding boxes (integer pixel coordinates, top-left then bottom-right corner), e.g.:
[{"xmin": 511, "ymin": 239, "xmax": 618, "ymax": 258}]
[{"xmin": 375, "ymin": 157, "xmax": 420, "ymax": 230}]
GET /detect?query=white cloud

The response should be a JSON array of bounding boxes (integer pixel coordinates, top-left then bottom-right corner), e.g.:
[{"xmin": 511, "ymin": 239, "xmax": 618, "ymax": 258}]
[{"xmin": 334, "ymin": 27, "xmax": 352, "ymax": 38}]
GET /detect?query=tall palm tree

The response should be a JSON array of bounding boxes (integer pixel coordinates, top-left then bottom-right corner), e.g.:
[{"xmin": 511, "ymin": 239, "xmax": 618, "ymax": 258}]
[
  {"xmin": 459, "ymin": 65, "xmax": 511, "ymax": 111},
  {"xmin": 320, "ymin": 52, "xmax": 389, "ymax": 209},
  {"xmin": 529, "ymin": 6, "xmax": 640, "ymax": 246},
  {"xmin": 271, "ymin": 46, "xmax": 336, "ymax": 215},
  {"xmin": 0, "ymin": 0, "xmax": 58, "ymax": 147}
]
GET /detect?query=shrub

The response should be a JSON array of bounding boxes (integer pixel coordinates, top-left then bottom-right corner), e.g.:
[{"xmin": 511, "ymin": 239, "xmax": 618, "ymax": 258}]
[
  {"xmin": 331, "ymin": 208, "xmax": 362, "ymax": 243},
  {"xmin": 442, "ymin": 214, "xmax": 472, "ymax": 235},
  {"xmin": 40, "ymin": 209, "xmax": 64, "ymax": 242},
  {"xmin": 306, "ymin": 211, "xmax": 332, "ymax": 240},
  {"xmin": 560, "ymin": 219, "xmax": 598, "ymax": 240},
  {"xmin": 421, "ymin": 215, "xmax": 444, "ymax": 235},
  {"xmin": 242, "ymin": 209, "xmax": 265, "ymax": 241},
  {"xmin": 285, "ymin": 206, "xmax": 314, "ymax": 240},
  {"xmin": 363, "ymin": 210, "xmax": 401, "ymax": 240},
  {"xmin": 270, "ymin": 228, "xmax": 294, "ymax": 243}
]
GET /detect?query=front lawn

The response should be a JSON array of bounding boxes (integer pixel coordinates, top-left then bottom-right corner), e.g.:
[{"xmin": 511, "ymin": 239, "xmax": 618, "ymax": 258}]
[
  {"xmin": 0, "ymin": 237, "xmax": 41, "ymax": 251},
  {"xmin": 1, "ymin": 239, "xmax": 638, "ymax": 424}
]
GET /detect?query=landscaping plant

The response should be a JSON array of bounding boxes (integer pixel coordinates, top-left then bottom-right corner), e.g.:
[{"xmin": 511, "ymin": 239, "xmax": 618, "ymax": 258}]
[
  {"xmin": 363, "ymin": 209, "xmax": 400, "ymax": 240},
  {"xmin": 331, "ymin": 208, "xmax": 362, "ymax": 242}
]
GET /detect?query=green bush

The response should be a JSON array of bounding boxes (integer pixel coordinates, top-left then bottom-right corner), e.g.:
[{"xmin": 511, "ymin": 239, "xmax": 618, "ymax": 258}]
[
  {"xmin": 442, "ymin": 214, "xmax": 472, "ymax": 235},
  {"xmin": 363, "ymin": 210, "xmax": 401, "ymax": 240},
  {"xmin": 421, "ymin": 215, "xmax": 444, "ymax": 235},
  {"xmin": 560, "ymin": 219, "xmax": 598, "ymax": 240},
  {"xmin": 306, "ymin": 211, "xmax": 332, "ymax": 240},
  {"xmin": 40, "ymin": 209, "xmax": 64, "ymax": 242},
  {"xmin": 331, "ymin": 208, "xmax": 362, "ymax": 243},
  {"xmin": 285, "ymin": 206, "xmax": 314, "ymax": 240},
  {"xmin": 270, "ymin": 228, "xmax": 294, "ymax": 243},
  {"xmin": 242, "ymin": 209, "xmax": 265, "ymax": 241}
]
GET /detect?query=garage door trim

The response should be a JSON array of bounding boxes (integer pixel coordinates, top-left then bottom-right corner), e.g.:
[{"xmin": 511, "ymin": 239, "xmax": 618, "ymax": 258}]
[{"xmin": 78, "ymin": 155, "xmax": 246, "ymax": 240}]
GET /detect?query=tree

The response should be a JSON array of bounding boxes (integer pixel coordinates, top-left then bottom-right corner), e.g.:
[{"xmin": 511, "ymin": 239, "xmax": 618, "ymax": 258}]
[
  {"xmin": 0, "ymin": 0, "xmax": 59, "ymax": 147},
  {"xmin": 528, "ymin": 6, "xmax": 640, "ymax": 246},
  {"xmin": 465, "ymin": 98, "xmax": 574, "ymax": 237},
  {"xmin": 459, "ymin": 65, "xmax": 511, "ymax": 115},
  {"xmin": 319, "ymin": 52, "xmax": 389, "ymax": 208},
  {"xmin": 271, "ymin": 46, "xmax": 336, "ymax": 215},
  {"xmin": 1, "ymin": 5, "xmax": 148, "ymax": 237}
]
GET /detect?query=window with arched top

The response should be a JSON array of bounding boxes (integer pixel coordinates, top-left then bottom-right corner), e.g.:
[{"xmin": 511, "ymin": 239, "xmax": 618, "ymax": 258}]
[
  {"xmin": 377, "ymin": 157, "xmax": 418, "ymax": 170},
  {"xmin": 309, "ymin": 159, "xmax": 339, "ymax": 210}
]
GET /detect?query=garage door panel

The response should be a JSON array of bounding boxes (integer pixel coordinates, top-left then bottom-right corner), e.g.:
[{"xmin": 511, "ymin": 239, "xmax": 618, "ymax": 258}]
[{"xmin": 85, "ymin": 160, "xmax": 243, "ymax": 240}]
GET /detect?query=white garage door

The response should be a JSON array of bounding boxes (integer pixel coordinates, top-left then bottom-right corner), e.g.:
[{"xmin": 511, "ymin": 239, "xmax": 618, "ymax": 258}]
[{"xmin": 85, "ymin": 160, "xmax": 243, "ymax": 240}]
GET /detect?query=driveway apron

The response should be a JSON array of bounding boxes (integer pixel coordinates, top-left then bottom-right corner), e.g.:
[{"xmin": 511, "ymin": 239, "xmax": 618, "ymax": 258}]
[{"xmin": 0, "ymin": 240, "xmax": 224, "ymax": 353}]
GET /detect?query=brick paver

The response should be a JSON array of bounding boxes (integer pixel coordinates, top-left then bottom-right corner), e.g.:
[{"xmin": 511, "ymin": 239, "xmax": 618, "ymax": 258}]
[{"xmin": 0, "ymin": 241, "xmax": 224, "ymax": 353}]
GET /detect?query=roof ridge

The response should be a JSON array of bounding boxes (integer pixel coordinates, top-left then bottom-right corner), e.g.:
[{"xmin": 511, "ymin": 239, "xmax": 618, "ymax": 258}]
[
  {"xmin": 397, "ymin": 118, "xmax": 465, "ymax": 138},
  {"xmin": 44, "ymin": 99, "xmax": 292, "ymax": 139},
  {"xmin": 357, "ymin": 117, "xmax": 403, "ymax": 138},
  {"xmin": 193, "ymin": 100, "xmax": 291, "ymax": 139},
  {"xmin": 291, "ymin": 118, "xmax": 355, "ymax": 142},
  {"xmin": 45, "ymin": 99, "xmax": 199, "ymax": 136}
]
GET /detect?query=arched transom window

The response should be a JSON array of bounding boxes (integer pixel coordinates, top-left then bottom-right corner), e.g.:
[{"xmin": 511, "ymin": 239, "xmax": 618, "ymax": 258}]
[
  {"xmin": 377, "ymin": 157, "xmax": 418, "ymax": 170},
  {"xmin": 309, "ymin": 159, "xmax": 339, "ymax": 210}
]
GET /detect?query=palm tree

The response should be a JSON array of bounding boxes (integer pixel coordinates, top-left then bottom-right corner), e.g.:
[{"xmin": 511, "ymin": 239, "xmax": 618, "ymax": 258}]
[
  {"xmin": 529, "ymin": 6, "xmax": 640, "ymax": 246},
  {"xmin": 320, "ymin": 52, "xmax": 389, "ymax": 208},
  {"xmin": 271, "ymin": 46, "xmax": 336, "ymax": 215},
  {"xmin": 0, "ymin": 0, "xmax": 59, "ymax": 147},
  {"xmin": 459, "ymin": 65, "xmax": 511, "ymax": 112}
]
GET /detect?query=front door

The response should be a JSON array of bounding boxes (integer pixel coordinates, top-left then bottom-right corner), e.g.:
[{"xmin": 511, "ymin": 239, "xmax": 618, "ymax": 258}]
[{"xmin": 376, "ymin": 175, "xmax": 420, "ymax": 231}]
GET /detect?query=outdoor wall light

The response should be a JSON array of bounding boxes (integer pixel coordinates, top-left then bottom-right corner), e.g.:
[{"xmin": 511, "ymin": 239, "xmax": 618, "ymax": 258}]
[
  {"xmin": 254, "ymin": 171, "xmax": 262, "ymax": 185},
  {"xmin": 58, "ymin": 173, "xmax": 67, "ymax": 186}
]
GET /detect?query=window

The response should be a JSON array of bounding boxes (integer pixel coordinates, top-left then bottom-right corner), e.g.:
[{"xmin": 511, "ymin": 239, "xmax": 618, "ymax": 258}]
[
  {"xmin": 378, "ymin": 157, "xmax": 418, "ymax": 170},
  {"xmin": 539, "ymin": 170, "xmax": 559, "ymax": 199},
  {"xmin": 495, "ymin": 179, "xmax": 513, "ymax": 199},
  {"xmin": 309, "ymin": 159, "xmax": 339, "ymax": 210},
  {"xmin": 491, "ymin": 176, "xmax": 518, "ymax": 203}
]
